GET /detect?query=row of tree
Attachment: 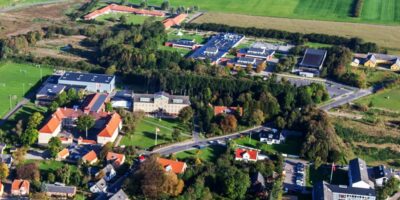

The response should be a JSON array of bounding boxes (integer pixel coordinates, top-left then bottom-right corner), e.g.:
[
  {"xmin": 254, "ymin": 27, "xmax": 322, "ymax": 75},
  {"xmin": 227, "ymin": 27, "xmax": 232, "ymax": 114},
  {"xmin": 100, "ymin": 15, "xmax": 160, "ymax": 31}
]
[
  {"xmin": 351, "ymin": 0, "xmax": 364, "ymax": 17},
  {"xmin": 183, "ymin": 23, "xmax": 379, "ymax": 53}
]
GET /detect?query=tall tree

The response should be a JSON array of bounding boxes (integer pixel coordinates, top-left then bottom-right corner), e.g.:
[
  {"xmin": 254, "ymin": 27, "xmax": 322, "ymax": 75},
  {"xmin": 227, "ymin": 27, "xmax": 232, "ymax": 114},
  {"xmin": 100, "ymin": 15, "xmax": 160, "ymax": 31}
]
[
  {"xmin": 48, "ymin": 137, "xmax": 62, "ymax": 158},
  {"xmin": 0, "ymin": 163, "xmax": 9, "ymax": 181},
  {"xmin": 220, "ymin": 114, "xmax": 237, "ymax": 133},
  {"xmin": 77, "ymin": 114, "xmax": 95, "ymax": 138},
  {"xmin": 21, "ymin": 128, "xmax": 39, "ymax": 146},
  {"xmin": 178, "ymin": 106, "xmax": 194, "ymax": 123},
  {"xmin": 216, "ymin": 166, "xmax": 250, "ymax": 199}
]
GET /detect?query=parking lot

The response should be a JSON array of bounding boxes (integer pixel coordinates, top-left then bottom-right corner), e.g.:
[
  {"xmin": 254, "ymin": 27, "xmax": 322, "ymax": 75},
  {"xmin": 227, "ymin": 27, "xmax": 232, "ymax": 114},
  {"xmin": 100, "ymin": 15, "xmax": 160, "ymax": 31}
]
[{"xmin": 283, "ymin": 158, "xmax": 308, "ymax": 192}]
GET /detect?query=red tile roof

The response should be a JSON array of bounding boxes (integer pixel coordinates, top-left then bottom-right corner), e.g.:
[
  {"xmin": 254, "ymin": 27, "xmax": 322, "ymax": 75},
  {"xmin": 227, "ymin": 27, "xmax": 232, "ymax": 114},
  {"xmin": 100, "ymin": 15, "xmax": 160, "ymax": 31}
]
[
  {"xmin": 235, "ymin": 148, "xmax": 258, "ymax": 161},
  {"xmin": 157, "ymin": 158, "xmax": 187, "ymax": 174},
  {"xmin": 11, "ymin": 180, "xmax": 30, "ymax": 194},
  {"xmin": 214, "ymin": 106, "xmax": 243, "ymax": 116},
  {"xmin": 84, "ymin": 4, "xmax": 164, "ymax": 20},
  {"xmin": 98, "ymin": 113, "xmax": 122, "ymax": 138},
  {"xmin": 0, "ymin": 182, "xmax": 3, "ymax": 191},
  {"xmin": 106, "ymin": 152, "xmax": 125, "ymax": 167},
  {"xmin": 77, "ymin": 137, "xmax": 97, "ymax": 145},
  {"xmin": 163, "ymin": 13, "xmax": 187, "ymax": 29},
  {"xmin": 82, "ymin": 150, "xmax": 98, "ymax": 163},
  {"xmin": 57, "ymin": 148, "xmax": 69, "ymax": 159}
]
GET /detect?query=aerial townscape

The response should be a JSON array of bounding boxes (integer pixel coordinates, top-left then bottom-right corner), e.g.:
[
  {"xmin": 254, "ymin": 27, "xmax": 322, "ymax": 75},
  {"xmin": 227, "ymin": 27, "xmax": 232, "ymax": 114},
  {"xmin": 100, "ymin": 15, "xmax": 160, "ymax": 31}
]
[{"xmin": 0, "ymin": 0, "xmax": 400, "ymax": 199}]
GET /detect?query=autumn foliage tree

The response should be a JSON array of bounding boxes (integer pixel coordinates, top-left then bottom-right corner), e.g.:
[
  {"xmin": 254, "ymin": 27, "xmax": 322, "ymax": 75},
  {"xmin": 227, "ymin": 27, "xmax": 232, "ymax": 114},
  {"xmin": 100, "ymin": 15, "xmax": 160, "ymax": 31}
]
[
  {"xmin": 16, "ymin": 163, "xmax": 40, "ymax": 181},
  {"xmin": 220, "ymin": 114, "xmax": 237, "ymax": 133}
]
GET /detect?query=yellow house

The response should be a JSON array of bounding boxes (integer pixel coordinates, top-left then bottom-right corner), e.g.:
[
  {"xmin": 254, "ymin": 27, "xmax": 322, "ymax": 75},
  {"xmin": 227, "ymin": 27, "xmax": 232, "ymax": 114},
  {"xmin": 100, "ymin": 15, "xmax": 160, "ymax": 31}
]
[
  {"xmin": 363, "ymin": 53, "xmax": 400, "ymax": 70},
  {"xmin": 390, "ymin": 59, "xmax": 400, "ymax": 71}
]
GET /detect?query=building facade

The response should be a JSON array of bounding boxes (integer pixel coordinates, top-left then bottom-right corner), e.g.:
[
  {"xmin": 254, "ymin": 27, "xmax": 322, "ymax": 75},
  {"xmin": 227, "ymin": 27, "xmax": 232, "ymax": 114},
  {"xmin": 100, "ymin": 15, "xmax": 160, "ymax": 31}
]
[
  {"xmin": 133, "ymin": 92, "xmax": 190, "ymax": 116},
  {"xmin": 58, "ymin": 72, "xmax": 115, "ymax": 93}
]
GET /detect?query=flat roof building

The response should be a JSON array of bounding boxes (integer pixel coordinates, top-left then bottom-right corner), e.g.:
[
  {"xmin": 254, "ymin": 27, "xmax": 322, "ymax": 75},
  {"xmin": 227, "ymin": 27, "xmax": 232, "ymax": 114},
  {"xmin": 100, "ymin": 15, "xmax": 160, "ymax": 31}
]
[
  {"xmin": 313, "ymin": 181, "xmax": 376, "ymax": 200},
  {"xmin": 58, "ymin": 72, "xmax": 115, "ymax": 93},
  {"xmin": 299, "ymin": 48, "xmax": 327, "ymax": 73}
]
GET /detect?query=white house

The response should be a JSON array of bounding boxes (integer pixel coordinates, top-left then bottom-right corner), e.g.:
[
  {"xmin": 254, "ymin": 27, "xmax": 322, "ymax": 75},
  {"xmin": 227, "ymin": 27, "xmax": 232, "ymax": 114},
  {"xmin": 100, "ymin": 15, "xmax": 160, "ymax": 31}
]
[
  {"xmin": 259, "ymin": 128, "xmax": 285, "ymax": 145},
  {"xmin": 96, "ymin": 164, "xmax": 116, "ymax": 182},
  {"xmin": 90, "ymin": 178, "xmax": 107, "ymax": 193}
]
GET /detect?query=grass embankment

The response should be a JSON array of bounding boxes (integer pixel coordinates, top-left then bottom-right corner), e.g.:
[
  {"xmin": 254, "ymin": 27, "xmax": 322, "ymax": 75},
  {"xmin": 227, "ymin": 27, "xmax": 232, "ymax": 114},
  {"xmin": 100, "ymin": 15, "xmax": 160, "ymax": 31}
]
[
  {"xmin": 176, "ymin": 145, "xmax": 226, "ymax": 163},
  {"xmin": 120, "ymin": 117, "xmax": 191, "ymax": 149}
]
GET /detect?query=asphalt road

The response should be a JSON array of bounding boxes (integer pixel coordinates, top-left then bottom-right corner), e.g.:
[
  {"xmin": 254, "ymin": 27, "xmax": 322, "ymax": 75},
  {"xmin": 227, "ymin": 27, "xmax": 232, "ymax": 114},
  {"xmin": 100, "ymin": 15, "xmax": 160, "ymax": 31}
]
[{"xmin": 319, "ymin": 88, "xmax": 373, "ymax": 111}]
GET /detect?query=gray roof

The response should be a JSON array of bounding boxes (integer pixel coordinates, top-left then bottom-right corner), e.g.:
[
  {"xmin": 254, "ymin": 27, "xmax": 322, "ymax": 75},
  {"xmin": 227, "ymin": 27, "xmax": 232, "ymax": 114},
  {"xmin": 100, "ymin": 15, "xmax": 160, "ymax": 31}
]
[
  {"xmin": 60, "ymin": 72, "xmax": 115, "ymax": 84},
  {"xmin": 133, "ymin": 92, "xmax": 190, "ymax": 105},
  {"xmin": 251, "ymin": 172, "xmax": 265, "ymax": 187},
  {"xmin": 92, "ymin": 93, "xmax": 109, "ymax": 112},
  {"xmin": 313, "ymin": 181, "xmax": 376, "ymax": 200},
  {"xmin": 259, "ymin": 128, "xmax": 280, "ymax": 140},
  {"xmin": 42, "ymin": 183, "xmax": 76, "ymax": 194},
  {"xmin": 0, "ymin": 154, "xmax": 12, "ymax": 164},
  {"xmin": 371, "ymin": 165, "xmax": 393, "ymax": 179},
  {"xmin": 349, "ymin": 158, "xmax": 370, "ymax": 185},
  {"xmin": 95, "ymin": 178, "xmax": 107, "ymax": 191},
  {"xmin": 102, "ymin": 164, "xmax": 115, "ymax": 175},
  {"xmin": 0, "ymin": 143, "xmax": 5, "ymax": 153},
  {"xmin": 37, "ymin": 84, "xmax": 66, "ymax": 97},
  {"xmin": 109, "ymin": 189, "xmax": 129, "ymax": 200},
  {"xmin": 238, "ymin": 57, "xmax": 256, "ymax": 64},
  {"xmin": 300, "ymin": 48, "xmax": 327, "ymax": 69}
]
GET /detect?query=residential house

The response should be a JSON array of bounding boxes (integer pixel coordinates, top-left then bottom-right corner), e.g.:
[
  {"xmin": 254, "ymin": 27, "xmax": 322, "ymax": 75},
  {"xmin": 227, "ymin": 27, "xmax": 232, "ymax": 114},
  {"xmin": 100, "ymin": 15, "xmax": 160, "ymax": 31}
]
[
  {"xmin": 299, "ymin": 48, "xmax": 327, "ymax": 76},
  {"xmin": 106, "ymin": 152, "xmax": 126, "ymax": 168},
  {"xmin": 96, "ymin": 164, "xmax": 116, "ymax": 182},
  {"xmin": 163, "ymin": 13, "xmax": 187, "ymax": 29},
  {"xmin": 84, "ymin": 4, "xmax": 165, "ymax": 20},
  {"xmin": 250, "ymin": 172, "xmax": 266, "ymax": 197},
  {"xmin": 133, "ymin": 92, "xmax": 190, "ymax": 116},
  {"xmin": 348, "ymin": 158, "xmax": 374, "ymax": 189},
  {"xmin": 109, "ymin": 189, "xmax": 130, "ymax": 200},
  {"xmin": 90, "ymin": 178, "xmax": 107, "ymax": 193},
  {"xmin": 235, "ymin": 148, "xmax": 259, "ymax": 162},
  {"xmin": 42, "ymin": 183, "xmax": 76, "ymax": 198},
  {"xmin": 313, "ymin": 181, "xmax": 376, "ymax": 200},
  {"xmin": 56, "ymin": 148, "xmax": 70, "ymax": 161},
  {"xmin": 259, "ymin": 128, "xmax": 285, "ymax": 145},
  {"xmin": 362, "ymin": 53, "xmax": 400, "ymax": 71},
  {"xmin": 0, "ymin": 154, "xmax": 13, "ymax": 168},
  {"xmin": 82, "ymin": 150, "xmax": 98, "ymax": 165},
  {"xmin": 58, "ymin": 72, "xmax": 115, "ymax": 93},
  {"xmin": 11, "ymin": 180, "xmax": 30, "ymax": 196},
  {"xmin": 0, "ymin": 182, "xmax": 3, "ymax": 196},
  {"xmin": 213, "ymin": 106, "xmax": 243, "ymax": 116},
  {"xmin": 370, "ymin": 165, "xmax": 393, "ymax": 187},
  {"xmin": 157, "ymin": 158, "xmax": 187, "ymax": 174}
]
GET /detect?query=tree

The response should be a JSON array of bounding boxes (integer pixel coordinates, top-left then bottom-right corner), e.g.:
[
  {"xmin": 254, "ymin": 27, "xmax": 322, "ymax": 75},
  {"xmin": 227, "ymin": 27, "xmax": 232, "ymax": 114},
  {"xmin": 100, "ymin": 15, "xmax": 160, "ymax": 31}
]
[
  {"xmin": 21, "ymin": 128, "xmax": 39, "ymax": 146},
  {"xmin": 12, "ymin": 147, "xmax": 27, "ymax": 165},
  {"xmin": 27, "ymin": 112, "xmax": 43, "ymax": 129},
  {"xmin": 100, "ymin": 142, "xmax": 113, "ymax": 160},
  {"xmin": 56, "ymin": 91, "xmax": 68, "ymax": 106},
  {"xmin": 220, "ymin": 114, "xmax": 237, "ymax": 133},
  {"xmin": 77, "ymin": 114, "xmax": 95, "ymax": 138},
  {"xmin": 178, "ymin": 106, "xmax": 194, "ymax": 123},
  {"xmin": 49, "ymin": 101, "xmax": 59, "ymax": 112},
  {"xmin": 105, "ymin": 102, "xmax": 113, "ymax": 112},
  {"xmin": 172, "ymin": 128, "xmax": 181, "ymax": 141},
  {"xmin": 255, "ymin": 62, "xmax": 266, "ymax": 73},
  {"xmin": 16, "ymin": 163, "xmax": 40, "ymax": 181},
  {"xmin": 216, "ymin": 166, "xmax": 250, "ymax": 199},
  {"xmin": 48, "ymin": 137, "xmax": 62, "ymax": 158},
  {"xmin": 56, "ymin": 164, "xmax": 71, "ymax": 184},
  {"xmin": 0, "ymin": 163, "xmax": 9, "ymax": 181},
  {"xmin": 67, "ymin": 88, "xmax": 78, "ymax": 102},
  {"xmin": 250, "ymin": 109, "xmax": 264, "ymax": 126},
  {"xmin": 47, "ymin": 173, "xmax": 55, "ymax": 183},
  {"xmin": 161, "ymin": 0, "xmax": 169, "ymax": 10},
  {"xmin": 105, "ymin": 65, "xmax": 117, "ymax": 75},
  {"xmin": 274, "ymin": 116, "xmax": 286, "ymax": 129}
]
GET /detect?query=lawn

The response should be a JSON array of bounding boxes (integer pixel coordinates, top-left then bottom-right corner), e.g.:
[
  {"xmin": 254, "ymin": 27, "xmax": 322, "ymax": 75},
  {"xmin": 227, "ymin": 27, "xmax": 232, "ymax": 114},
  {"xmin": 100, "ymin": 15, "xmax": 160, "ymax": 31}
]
[
  {"xmin": 354, "ymin": 68, "xmax": 399, "ymax": 87},
  {"xmin": 176, "ymin": 145, "xmax": 226, "ymax": 162},
  {"xmin": 95, "ymin": 12, "xmax": 162, "ymax": 25},
  {"xmin": 306, "ymin": 165, "xmax": 348, "ymax": 187},
  {"xmin": 158, "ymin": 45, "xmax": 192, "ymax": 57},
  {"xmin": 25, "ymin": 160, "xmax": 79, "ymax": 173},
  {"xmin": 234, "ymin": 135, "xmax": 303, "ymax": 155},
  {"xmin": 167, "ymin": 29, "xmax": 206, "ymax": 44},
  {"xmin": 120, "ymin": 117, "xmax": 191, "ymax": 149},
  {"xmin": 0, "ymin": 103, "xmax": 48, "ymax": 132},
  {"xmin": 356, "ymin": 87, "xmax": 400, "ymax": 112},
  {"xmin": 0, "ymin": 0, "xmax": 52, "ymax": 7},
  {"xmin": 0, "ymin": 61, "xmax": 52, "ymax": 117},
  {"xmin": 129, "ymin": 0, "xmax": 400, "ymax": 25}
]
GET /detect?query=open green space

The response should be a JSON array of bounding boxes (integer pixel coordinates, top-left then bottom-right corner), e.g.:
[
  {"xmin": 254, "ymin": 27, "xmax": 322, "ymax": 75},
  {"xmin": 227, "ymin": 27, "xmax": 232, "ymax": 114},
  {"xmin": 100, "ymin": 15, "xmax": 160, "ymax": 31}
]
[
  {"xmin": 167, "ymin": 29, "xmax": 206, "ymax": 44},
  {"xmin": 176, "ymin": 145, "xmax": 226, "ymax": 162},
  {"xmin": 234, "ymin": 135, "xmax": 303, "ymax": 155},
  {"xmin": 129, "ymin": 0, "xmax": 400, "ymax": 25},
  {"xmin": 95, "ymin": 12, "xmax": 162, "ymax": 24},
  {"xmin": 158, "ymin": 45, "xmax": 192, "ymax": 57},
  {"xmin": 25, "ymin": 160, "xmax": 79, "ymax": 173},
  {"xmin": 356, "ymin": 87, "xmax": 400, "ymax": 112},
  {"xmin": 355, "ymin": 68, "xmax": 399, "ymax": 87},
  {"xmin": 0, "ymin": 61, "xmax": 52, "ymax": 117},
  {"xmin": 120, "ymin": 117, "xmax": 190, "ymax": 149},
  {"xmin": 0, "ymin": 103, "xmax": 48, "ymax": 132},
  {"xmin": 0, "ymin": 0, "xmax": 52, "ymax": 7}
]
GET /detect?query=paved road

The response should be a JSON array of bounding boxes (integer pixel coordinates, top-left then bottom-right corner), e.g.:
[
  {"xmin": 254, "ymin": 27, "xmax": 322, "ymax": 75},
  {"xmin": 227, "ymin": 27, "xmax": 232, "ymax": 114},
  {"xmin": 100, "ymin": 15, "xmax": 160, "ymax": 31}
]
[
  {"xmin": 151, "ymin": 126, "xmax": 263, "ymax": 155},
  {"xmin": 319, "ymin": 88, "xmax": 373, "ymax": 111}
]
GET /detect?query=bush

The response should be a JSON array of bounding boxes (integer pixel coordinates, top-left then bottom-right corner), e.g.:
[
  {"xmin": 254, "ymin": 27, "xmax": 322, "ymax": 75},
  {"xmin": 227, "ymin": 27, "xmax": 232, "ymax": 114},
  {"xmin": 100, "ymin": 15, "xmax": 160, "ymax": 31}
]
[{"xmin": 352, "ymin": 0, "xmax": 364, "ymax": 17}]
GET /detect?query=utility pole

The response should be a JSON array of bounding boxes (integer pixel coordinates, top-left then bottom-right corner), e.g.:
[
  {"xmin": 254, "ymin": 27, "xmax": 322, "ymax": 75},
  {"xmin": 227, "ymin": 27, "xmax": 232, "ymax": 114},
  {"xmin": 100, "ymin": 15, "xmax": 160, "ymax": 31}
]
[
  {"xmin": 22, "ymin": 83, "xmax": 25, "ymax": 97},
  {"xmin": 9, "ymin": 95, "xmax": 12, "ymax": 110}
]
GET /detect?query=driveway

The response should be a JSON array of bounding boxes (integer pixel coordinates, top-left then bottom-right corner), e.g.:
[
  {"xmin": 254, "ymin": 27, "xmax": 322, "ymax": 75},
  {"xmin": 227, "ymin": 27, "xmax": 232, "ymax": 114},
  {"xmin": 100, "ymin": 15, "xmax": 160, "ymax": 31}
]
[{"xmin": 284, "ymin": 158, "xmax": 308, "ymax": 192}]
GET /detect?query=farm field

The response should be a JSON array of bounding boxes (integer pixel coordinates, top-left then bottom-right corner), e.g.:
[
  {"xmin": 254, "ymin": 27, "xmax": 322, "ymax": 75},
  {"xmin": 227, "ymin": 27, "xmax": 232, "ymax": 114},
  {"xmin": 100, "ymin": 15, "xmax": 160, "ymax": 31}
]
[
  {"xmin": 130, "ymin": 0, "xmax": 400, "ymax": 25},
  {"xmin": 0, "ymin": 62, "xmax": 52, "ymax": 117},
  {"xmin": 120, "ymin": 117, "xmax": 190, "ymax": 149},
  {"xmin": 192, "ymin": 13, "xmax": 400, "ymax": 49},
  {"xmin": 356, "ymin": 87, "xmax": 400, "ymax": 112}
]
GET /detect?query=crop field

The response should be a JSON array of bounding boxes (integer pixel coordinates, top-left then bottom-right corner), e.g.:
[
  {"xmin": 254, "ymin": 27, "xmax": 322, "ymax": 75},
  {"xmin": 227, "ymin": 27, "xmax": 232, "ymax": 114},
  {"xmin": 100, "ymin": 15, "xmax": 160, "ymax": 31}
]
[
  {"xmin": 0, "ymin": 62, "xmax": 52, "ymax": 117},
  {"xmin": 192, "ymin": 13, "xmax": 400, "ymax": 49},
  {"xmin": 130, "ymin": 0, "xmax": 400, "ymax": 25}
]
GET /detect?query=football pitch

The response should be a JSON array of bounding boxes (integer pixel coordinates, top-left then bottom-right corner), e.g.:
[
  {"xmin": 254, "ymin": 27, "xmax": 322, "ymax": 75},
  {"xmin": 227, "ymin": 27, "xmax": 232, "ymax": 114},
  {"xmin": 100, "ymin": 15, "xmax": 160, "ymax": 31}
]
[
  {"xmin": 0, "ymin": 62, "xmax": 52, "ymax": 117},
  {"xmin": 130, "ymin": 0, "xmax": 400, "ymax": 25}
]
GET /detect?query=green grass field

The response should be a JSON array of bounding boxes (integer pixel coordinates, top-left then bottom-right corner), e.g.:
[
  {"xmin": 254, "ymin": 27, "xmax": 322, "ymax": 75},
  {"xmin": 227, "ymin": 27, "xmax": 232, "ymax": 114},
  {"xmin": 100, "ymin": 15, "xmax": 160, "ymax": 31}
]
[
  {"xmin": 235, "ymin": 135, "xmax": 303, "ymax": 155},
  {"xmin": 0, "ymin": 103, "xmax": 48, "ymax": 132},
  {"xmin": 120, "ymin": 117, "xmax": 190, "ymax": 149},
  {"xmin": 356, "ymin": 87, "xmax": 400, "ymax": 111},
  {"xmin": 130, "ymin": 0, "xmax": 400, "ymax": 24},
  {"xmin": 176, "ymin": 145, "xmax": 226, "ymax": 162},
  {"xmin": 25, "ymin": 160, "xmax": 79, "ymax": 173},
  {"xmin": 95, "ymin": 13, "xmax": 162, "ymax": 24},
  {"xmin": 0, "ymin": 0, "xmax": 52, "ymax": 7},
  {"xmin": 0, "ymin": 62, "xmax": 52, "ymax": 117}
]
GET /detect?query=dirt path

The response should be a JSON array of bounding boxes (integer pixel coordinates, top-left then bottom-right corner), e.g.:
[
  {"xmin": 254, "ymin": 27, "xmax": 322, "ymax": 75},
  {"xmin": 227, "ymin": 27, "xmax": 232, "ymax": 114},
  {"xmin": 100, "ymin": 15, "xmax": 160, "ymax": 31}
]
[{"xmin": 327, "ymin": 111, "xmax": 363, "ymax": 120}]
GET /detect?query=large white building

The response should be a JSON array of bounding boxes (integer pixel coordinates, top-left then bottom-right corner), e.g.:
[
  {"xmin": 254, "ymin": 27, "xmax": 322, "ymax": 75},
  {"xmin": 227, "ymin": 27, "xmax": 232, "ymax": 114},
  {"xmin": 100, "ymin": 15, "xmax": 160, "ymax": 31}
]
[
  {"xmin": 58, "ymin": 72, "xmax": 115, "ymax": 93},
  {"xmin": 133, "ymin": 92, "xmax": 190, "ymax": 116}
]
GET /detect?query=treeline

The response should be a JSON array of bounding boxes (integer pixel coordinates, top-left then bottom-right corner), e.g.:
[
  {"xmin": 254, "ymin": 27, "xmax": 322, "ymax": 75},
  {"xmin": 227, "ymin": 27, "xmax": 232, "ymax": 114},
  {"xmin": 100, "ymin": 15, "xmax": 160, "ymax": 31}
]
[
  {"xmin": 351, "ymin": 0, "xmax": 364, "ymax": 17},
  {"xmin": 183, "ymin": 23, "xmax": 378, "ymax": 53}
]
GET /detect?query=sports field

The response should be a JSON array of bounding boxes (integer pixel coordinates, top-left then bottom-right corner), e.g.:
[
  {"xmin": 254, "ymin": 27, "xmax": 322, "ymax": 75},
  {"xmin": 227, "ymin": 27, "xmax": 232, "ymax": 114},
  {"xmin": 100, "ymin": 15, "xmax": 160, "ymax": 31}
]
[
  {"xmin": 130, "ymin": 0, "xmax": 400, "ymax": 25},
  {"xmin": 0, "ymin": 62, "xmax": 52, "ymax": 117}
]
